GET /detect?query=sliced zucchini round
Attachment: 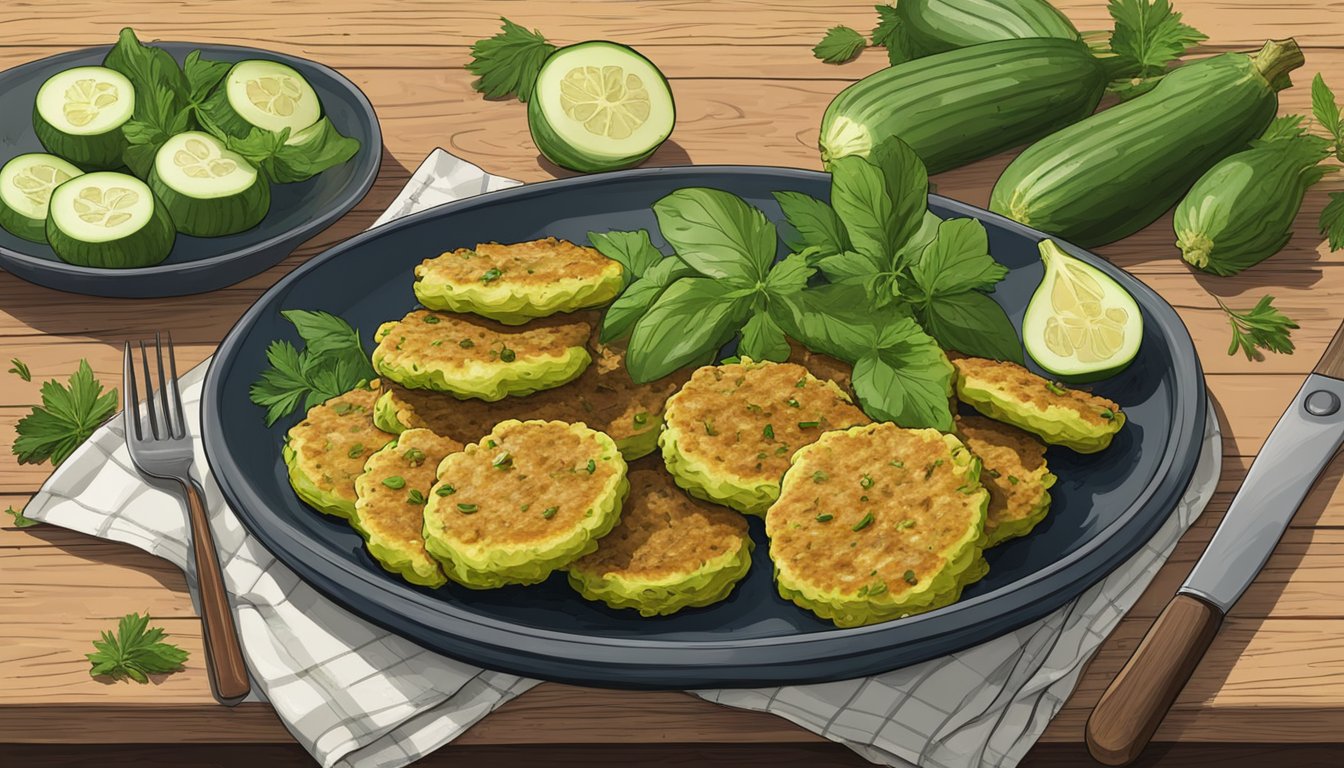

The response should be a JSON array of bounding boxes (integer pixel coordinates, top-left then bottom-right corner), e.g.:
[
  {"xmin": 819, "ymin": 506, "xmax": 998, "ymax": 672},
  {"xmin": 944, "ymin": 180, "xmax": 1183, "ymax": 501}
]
[
  {"xmin": 1022, "ymin": 239, "xmax": 1143, "ymax": 382},
  {"xmin": 0, "ymin": 154, "xmax": 83, "ymax": 242},
  {"xmin": 148, "ymin": 131, "xmax": 270, "ymax": 237},
  {"xmin": 46, "ymin": 172, "xmax": 174, "ymax": 268},
  {"xmin": 32, "ymin": 66, "xmax": 135, "ymax": 171},
  {"xmin": 527, "ymin": 42, "xmax": 675, "ymax": 173},
  {"xmin": 204, "ymin": 59, "xmax": 322, "ymax": 138}
]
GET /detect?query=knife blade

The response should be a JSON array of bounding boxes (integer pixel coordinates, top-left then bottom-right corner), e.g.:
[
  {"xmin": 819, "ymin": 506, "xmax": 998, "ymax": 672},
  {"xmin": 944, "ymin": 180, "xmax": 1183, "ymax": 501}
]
[{"xmin": 1085, "ymin": 325, "xmax": 1344, "ymax": 766}]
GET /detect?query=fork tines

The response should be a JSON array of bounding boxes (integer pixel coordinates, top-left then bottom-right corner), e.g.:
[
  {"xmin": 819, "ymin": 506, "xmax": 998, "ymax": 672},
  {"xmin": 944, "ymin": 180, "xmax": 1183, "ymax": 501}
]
[{"xmin": 123, "ymin": 332, "xmax": 187, "ymax": 441}]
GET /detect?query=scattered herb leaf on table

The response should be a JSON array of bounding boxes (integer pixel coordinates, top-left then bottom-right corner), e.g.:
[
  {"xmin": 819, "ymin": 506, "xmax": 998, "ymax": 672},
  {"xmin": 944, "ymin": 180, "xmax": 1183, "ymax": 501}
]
[
  {"xmin": 8, "ymin": 357, "xmax": 30, "ymax": 381},
  {"xmin": 1220, "ymin": 295, "xmax": 1298, "ymax": 361},
  {"xmin": 813, "ymin": 26, "xmax": 867, "ymax": 64},
  {"xmin": 86, "ymin": 613, "xmax": 190, "ymax": 683},
  {"xmin": 467, "ymin": 17, "xmax": 556, "ymax": 103},
  {"xmin": 12, "ymin": 360, "xmax": 117, "ymax": 467},
  {"xmin": 5, "ymin": 505, "xmax": 40, "ymax": 528}
]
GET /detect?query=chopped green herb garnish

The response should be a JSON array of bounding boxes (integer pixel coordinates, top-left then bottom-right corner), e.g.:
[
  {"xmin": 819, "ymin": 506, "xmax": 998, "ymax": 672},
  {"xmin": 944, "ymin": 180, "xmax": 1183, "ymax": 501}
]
[
  {"xmin": 720, "ymin": 356, "xmax": 741, "ymax": 365},
  {"xmin": 812, "ymin": 470, "xmax": 829, "ymax": 483},
  {"xmin": 756, "ymin": 451, "xmax": 768, "ymax": 460},
  {"xmin": 797, "ymin": 421, "xmax": 820, "ymax": 429},
  {"xmin": 860, "ymin": 474, "xmax": 874, "ymax": 489},
  {"xmin": 786, "ymin": 398, "xmax": 801, "ymax": 408},
  {"xmin": 423, "ymin": 315, "xmax": 441, "ymax": 324},
  {"xmin": 1008, "ymin": 475, "xmax": 1020, "ymax": 485},
  {"xmin": 775, "ymin": 445, "xmax": 789, "ymax": 456},
  {"xmin": 903, "ymin": 570, "xmax": 918, "ymax": 585},
  {"xmin": 542, "ymin": 506, "xmax": 558, "ymax": 518},
  {"xmin": 500, "ymin": 347, "xmax": 516, "ymax": 363},
  {"xmin": 586, "ymin": 459, "xmax": 596, "ymax": 474},
  {"xmin": 457, "ymin": 502, "xmax": 478, "ymax": 513},
  {"xmin": 1046, "ymin": 381, "xmax": 1068, "ymax": 396},
  {"xmin": 431, "ymin": 340, "xmax": 444, "ymax": 346},
  {"xmin": 487, "ymin": 439, "xmax": 497, "ymax": 448},
  {"xmin": 746, "ymin": 403, "xmax": 763, "ymax": 413},
  {"xmin": 333, "ymin": 402, "xmax": 354, "ymax": 415},
  {"xmin": 763, "ymin": 424, "xmax": 775, "ymax": 440},
  {"xmin": 795, "ymin": 378, "xmax": 807, "ymax": 388},
  {"xmin": 857, "ymin": 585, "xmax": 870, "ymax": 597},
  {"xmin": 347, "ymin": 444, "xmax": 364, "ymax": 458},
  {"xmin": 860, "ymin": 495, "xmax": 869, "ymax": 502},
  {"xmin": 816, "ymin": 513, "xmax": 834, "ymax": 522},
  {"xmin": 704, "ymin": 420, "xmax": 718, "ymax": 436},
  {"xmin": 852, "ymin": 513, "xmax": 874, "ymax": 531},
  {"xmin": 956, "ymin": 483, "xmax": 977, "ymax": 494},
  {"xmin": 633, "ymin": 411, "xmax": 649, "ymax": 426},
  {"xmin": 459, "ymin": 338, "xmax": 475, "ymax": 348},
  {"xmin": 436, "ymin": 484, "xmax": 456, "ymax": 496},
  {"xmin": 924, "ymin": 459, "xmax": 942, "ymax": 479},
  {"xmin": 481, "ymin": 267, "xmax": 502, "ymax": 283},
  {"xmin": 986, "ymin": 468, "xmax": 1001, "ymax": 479},
  {"xmin": 868, "ymin": 582, "xmax": 888, "ymax": 596},
  {"xmin": 520, "ymin": 503, "xmax": 531, "ymax": 511},
  {"xmin": 898, "ymin": 519, "xmax": 916, "ymax": 529},
  {"xmin": 407, "ymin": 489, "xmax": 426, "ymax": 505},
  {"xmin": 404, "ymin": 447, "xmax": 426, "ymax": 463},
  {"xmin": 493, "ymin": 451, "xmax": 513, "ymax": 469},
  {"xmin": 8, "ymin": 358, "xmax": 31, "ymax": 381},
  {"xmin": 889, "ymin": 460, "xmax": 904, "ymax": 468},
  {"xmin": 382, "ymin": 476, "xmax": 406, "ymax": 489},
  {"xmin": 1100, "ymin": 408, "xmax": 1115, "ymax": 421}
]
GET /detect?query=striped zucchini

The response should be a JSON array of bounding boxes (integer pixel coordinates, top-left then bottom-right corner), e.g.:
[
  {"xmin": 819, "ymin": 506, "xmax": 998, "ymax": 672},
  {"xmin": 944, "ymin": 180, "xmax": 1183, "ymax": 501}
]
[
  {"xmin": 819, "ymin": 38, "xmax": 1108, "ymax": 174},
  {"xmin": 990, "ymin": 39, "xmax": 1305, "ymax": 248},
  {"xmin": 895, "ymin": 0, "xmax": 1082, "ymax": 57}
]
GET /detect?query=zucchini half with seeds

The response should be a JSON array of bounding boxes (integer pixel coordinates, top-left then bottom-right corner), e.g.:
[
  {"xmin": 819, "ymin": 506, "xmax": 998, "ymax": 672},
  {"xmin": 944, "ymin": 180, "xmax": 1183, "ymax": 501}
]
[
  {"xmin": 0, "ymin": 154, "xmax": 83, "ymax": 243},
  {"xmin": 204, "ymin": 59, "xmax": 322, "ymax": 138},
  {"xmin": 45, "ymin": 171, "xmax": 174, "ymax": 268},
  {"xmin": 32, "ymin": 66, "xmax": 135, "ymax": 170},
  {"xmin": 149, "ymin": 132, "xmax": 270, "ymax": 237}
]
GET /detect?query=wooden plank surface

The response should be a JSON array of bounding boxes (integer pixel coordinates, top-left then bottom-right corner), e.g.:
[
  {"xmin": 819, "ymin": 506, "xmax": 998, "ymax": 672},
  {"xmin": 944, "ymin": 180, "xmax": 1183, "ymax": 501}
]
[{"xmin": 2, "ymin": 0, "xmax": 1343, "ymax": 763}]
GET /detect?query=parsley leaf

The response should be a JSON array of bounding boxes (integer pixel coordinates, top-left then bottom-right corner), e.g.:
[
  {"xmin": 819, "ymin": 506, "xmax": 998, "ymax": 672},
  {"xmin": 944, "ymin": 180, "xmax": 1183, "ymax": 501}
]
[
  {"xmin": 653, "ymin": 187, "xmax": 778, "ymax": 282},
  {"xmin": 12, "ymin": 360, "xmax": 117, "ymax": 467},
  {"xmin": 1106, "ymin": 0, "xmax": 1207, "ymax": 78},
  {"xmin": 1321, "ymin": 191, "xmax": 1344, "ymax": 251},
  {"xmin": 1219, "ymin": 295, "xmax": 1298, "ymax": 361},
  {"xmin": 467, "ymin": 17, "xmax": 556, "ymax": 103},
  {"xmin": 1259, "ymin": 114, "xmax": 1309, "ymax": 145},
  {"xmin": 871, "ymin": 4, "xmax": 916, "ymax": 66},
  {"xmin": 86, "ymin": 612, "xmax": 189, "ymax": 684},
  {"xmin": 588, "ymin": 229, "xmax": 664, "ymax": 286},
  {"xmin": 8, "ymin": 357, "xmax": 31, "ymax": 381},
  {"xmin": 772, "ymin": 191, "xmax": 851, "ymax": 258},
  {"xmin": 1312, "ymin": 74, "xmax": 1344, "ymax": 160},
  {"xmin": 814, "ymin": 26, "xmax": 867, "ymax": 65},
  {"xmin": 249, "ymin": 311, "xmax": 377, "ymax": 425},
  {"xmin": 5, "ymin": 505, "xmax": 40, "ymax": 528}
]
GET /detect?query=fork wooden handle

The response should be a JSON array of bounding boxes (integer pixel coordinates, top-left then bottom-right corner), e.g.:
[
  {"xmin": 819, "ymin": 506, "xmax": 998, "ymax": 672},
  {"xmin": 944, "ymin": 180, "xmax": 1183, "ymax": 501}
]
[
  {"xmin": 1086, "ymin": 594, "xmax": 1223, "ymax": 765},
  {"xmin": 181, "ymin": 478, "xmax": 251, "ymax": 705}
]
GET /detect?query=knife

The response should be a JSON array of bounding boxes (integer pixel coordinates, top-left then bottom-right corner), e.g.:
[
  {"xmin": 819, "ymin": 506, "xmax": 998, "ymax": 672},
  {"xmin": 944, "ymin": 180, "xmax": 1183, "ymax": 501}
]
[{"xmin": 1085, "ymin": 325, "xmax": 1344, "ymax": 766}]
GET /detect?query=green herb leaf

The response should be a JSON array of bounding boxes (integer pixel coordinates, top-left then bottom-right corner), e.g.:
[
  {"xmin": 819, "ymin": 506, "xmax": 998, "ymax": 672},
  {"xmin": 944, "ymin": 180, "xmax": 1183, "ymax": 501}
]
[
  {"xmin": 86, "ymin": 612, "xmax": 189, "ymax": 683},
  {"xmin": 249, "ymin": 311, "xmax": 376, "ymax": 426},
  {"xmin": 8, "ymin": 358, "xmax": 31, "ymax": 381},
  {"xmin": 909, "ymin": 218, "xmax": 1007, "ymax": 298},
  {"xmin": 1260, "ymin": 114, "xmax": 1309, "ymax": 145},
  {"xmin": 600, "ymin": 256, "xmax": 698, "ymax": 343},
  {"xmin": 828, "ymin": 155, "xmax": 898, "ymax": 267},
  {"xmin": 5, "ymin": 505, "xmax": 40, "ymax": 528},
  {"xmin": 627, "ymin": 278, "xmax": 751, "ymax": 382},
  {"xmin": 1106, "ymin": 0, "xmax": 1208, "ymax": 79},
  {"xmin": 407, "ymin": 489, "xmax": 426, "ymax": 505},
  {"xmin": 851, "ymin": 319, "xmax": 954, "ymax": 431},
  {"xmin": 1313, "ymin": 74, "xmax": 1343, "ymax": 151},
  {"xmin": 382, "ymin": 476, "xmax": 406, "ymax": 490},
  {"xmin": 542, "ymin": 506, "xmax": 558, "ymax": 519},
  {"xmin": 119, "ymin": 83, "xmax": 193, "ymax": 178},
  {"xmin": 103, "ymin": 27, "xmax": 188, "ymax": 110},
  {"xmin": 457, "ymin": 502, "xmax": 478, "ymax": 514},
  {"xmin": 816, "ymin": 513, "xmax": 834, "ymax": 522},
  {"xmin": 13, "ymin": 360, "xmax": 118, "ymax": 467},
  {"xmin": 813, "ymin": 25, "xmax": 867, "ymax": 64},
  {"xmin": 1321, "ymin": 191, "xmax": 1344, "ymax": 251},
  {"xmin": 852, "ymin": 512, "xmax": 874, "ymax": 531},
  {"xmin": 739, "ymin": 310, "xmax": 792, "ymax": 363},
  {"xmin": 586, "ymin": 458, "xmax": 596, "ymax": 474},
  {"xmin": 466, "ymin": 17, "xmax": 556, "ymax": 102},
  {"xmin": 215, "ymin": 118, "xmax": 360, "ymax": 184},
  {"xmin": 867, "ymin": 137, "xmax": 930, "ymax": 258},
  {"xmin": 764, "ymin": 253, "xmax": 815, "ymax": 295},
  {"xmin": 871, "ymin": 4, "xmax": 916, "ymax": 66},
  {"xmin": 1220, "ymin": 295, "xmax": 1298, "ymax": 361},
  {"xmin": 917, "ymin": 291, "xmax": 1024, "ymax": 364},
  {"xmin": 588, "ymin": 229, "xmax": 665, "ymax": 286},
  {"xmin": 772, "ymin": 191, "xmax": 851, "ymax": 257},
  {"xmin": 436, "ymin": 485, "xmax": 456, "ymax": 497},
  {"xmin": 652, "ymin": 188, "xmax": 778, "ymax": 281},
  {"xmin": 183, "ymin": 49, "xmax": 230, "ymax": 105}
]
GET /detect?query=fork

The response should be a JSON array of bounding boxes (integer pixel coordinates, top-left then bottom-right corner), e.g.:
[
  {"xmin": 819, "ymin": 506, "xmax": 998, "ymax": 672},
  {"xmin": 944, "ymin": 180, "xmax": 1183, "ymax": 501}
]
[{"xmin": 124, "ymin": 333, "xmax": 250, "ymax": 705}]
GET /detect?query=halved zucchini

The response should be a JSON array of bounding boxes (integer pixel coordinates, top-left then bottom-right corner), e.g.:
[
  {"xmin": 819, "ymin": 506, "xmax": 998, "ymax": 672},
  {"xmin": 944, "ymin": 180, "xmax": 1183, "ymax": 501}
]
[
  {"xmin": 204, "ymin": 59, "xmax": 322, "ymax": 138},
  {"xmin": 32, "ymin": 66, "xmax": 135, "ymax": 170},
  {"xmin": 46, "ymin": 172, "xmax": 174, "ymax": 268},
  {"xmin": 0, "ymin": 154, "xmax": 84, "ymax": 242},
  {"xmin": 148, "ymin": 132, "xmax": 270, "ymax": 237},
  {"xmin": 527, "ymin": 42, "xmax": 675, "ymax": 172}
]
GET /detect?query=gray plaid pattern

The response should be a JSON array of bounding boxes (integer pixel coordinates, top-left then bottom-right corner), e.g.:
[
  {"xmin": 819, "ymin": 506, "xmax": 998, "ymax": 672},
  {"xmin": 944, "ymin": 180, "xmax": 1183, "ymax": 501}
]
[{"xmin": 23, "ymin": 150, "xmax": 1223, "ymax": 768}]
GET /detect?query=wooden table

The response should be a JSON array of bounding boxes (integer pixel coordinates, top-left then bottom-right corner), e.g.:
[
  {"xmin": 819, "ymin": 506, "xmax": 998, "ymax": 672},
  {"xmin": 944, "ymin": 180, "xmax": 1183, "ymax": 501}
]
[{"xmin": 2, "ymin": 2, "xmax": 1343, "ymax": 766}]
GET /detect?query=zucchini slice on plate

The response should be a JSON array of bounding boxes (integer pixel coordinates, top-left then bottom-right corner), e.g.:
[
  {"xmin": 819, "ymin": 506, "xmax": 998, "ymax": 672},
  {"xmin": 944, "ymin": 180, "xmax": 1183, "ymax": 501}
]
[
  {"xmin": 527, "ymin": 42, "xmax": 675, "ymax": 172},
  {"xmin": 0, "ymin": 154, "xmax": 83, "ymax": 242},
  {"xmin": 32, "ymin": 66, "xmax": 135, "ymax": 170},
  {"xmin": 204, "ymin": 59, "xmax": 322, "ymax": 138},
  {"xmin": 149, "ymin": 131, "xmax": 270, "ymax": 237},
  {"xmin": 46, "ymin": 171, "xmax": 175, "ymax": 268}
]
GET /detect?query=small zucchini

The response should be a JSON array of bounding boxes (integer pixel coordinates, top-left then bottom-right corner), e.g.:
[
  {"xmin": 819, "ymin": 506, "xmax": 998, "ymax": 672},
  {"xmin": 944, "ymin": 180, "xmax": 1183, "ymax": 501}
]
[
  {"xmin": 820, "ymin": 37, "xmax": 1108, "ymax": 174},
  {"xmin": 32, "ymin": 66, "xmax": 135, "ymax": 171},
  {"xmin": 1175, "ymin": 137, "xmax": 1333, "ymax": 276},
  {"xmin": 0, "ymin": 153, "xmax": 83, "ymax": 243},
  {"xmin": 990, "ymin": 39, "xmax": 1305, "ymax": 248},
  {"xmin": 893, "ymin": 0, "xmax": 1083, "ymax": 58},
  {"xmin": 148, "ymin": 132, "xmax": 271, "ymax": 237},
  {"xmin": 45, "ymin": 171, "xmax": 175, "ymax": 268},
  {"xmin": 203, "ymin": 59, "xmax": 322, "ymax": 138}
]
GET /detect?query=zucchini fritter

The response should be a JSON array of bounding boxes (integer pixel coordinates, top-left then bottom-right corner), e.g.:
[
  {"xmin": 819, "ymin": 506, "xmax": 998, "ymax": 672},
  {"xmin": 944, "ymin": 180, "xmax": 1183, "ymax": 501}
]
[
  {"xmin": 765, "ymin": 423, "xmax": 990, "ymax": 628},
  {"xmin": 952, "ymin": 356, "xmax": 1124, "ymax": 453},
  {"xmin": 282, "ymin": 385, "xmax": 393, "ymax": 519},
  {"xmin": 955, "ymin": 414, "xmax": 1057, "ymax": 547},
  {"xmin": 414, "ymin": 237, "xmax": 623, "ymax": 325}
]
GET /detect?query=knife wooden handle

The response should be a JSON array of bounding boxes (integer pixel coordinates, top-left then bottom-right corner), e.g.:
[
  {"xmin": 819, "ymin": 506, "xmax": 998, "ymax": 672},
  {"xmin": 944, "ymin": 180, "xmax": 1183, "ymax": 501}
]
[
  {"xmin": 1314, "ymin": 321, "xmax": 1344, "ymax": 378},
  {"xmin": 1086, "ymin": 594, "xmax": 1223, "ymax": 766}
]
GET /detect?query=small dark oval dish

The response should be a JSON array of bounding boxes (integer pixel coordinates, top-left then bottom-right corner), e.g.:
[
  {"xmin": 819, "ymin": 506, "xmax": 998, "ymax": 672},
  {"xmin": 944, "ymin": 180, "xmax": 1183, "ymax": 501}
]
[
  {"xmin": 0, "ymin": 42, "xmax": 380, "ymax": 298},
  {"xmin": 203, "ymin": 166, "xmax": 1206, "ymax": 689}
]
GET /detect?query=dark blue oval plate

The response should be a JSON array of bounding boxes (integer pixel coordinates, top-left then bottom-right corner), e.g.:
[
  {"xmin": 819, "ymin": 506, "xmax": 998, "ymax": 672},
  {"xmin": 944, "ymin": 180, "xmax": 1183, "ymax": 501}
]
[
  {"xmin": 203, "ymin": 166, "xmax": 1205, "ymax": 689},
  {"xmin": 0, "ymin": 42, "xmax": 380, "ymax": 298}
]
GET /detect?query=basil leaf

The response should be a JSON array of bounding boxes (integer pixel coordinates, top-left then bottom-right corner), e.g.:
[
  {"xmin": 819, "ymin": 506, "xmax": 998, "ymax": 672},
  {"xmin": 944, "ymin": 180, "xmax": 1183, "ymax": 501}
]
[
  {"xmin": 600, "ymin": 257, "xmax": 696, "ymax": 343},
  {"xmin": 588, "ymin": 229, "xmax": 664, "ymax": 285},
  {"xmin": 917, "ymin": 291, "xmax": 1024, "ymax": 364},
  {"xmin": 103, "ymin": 27, "xmax": 188, "ymax": 110},
  {"xmin": 817, "ymin": 249, "xmax": 882, "ymax": 285},
  {"xmin": 183, "ymin": 50, "xmax": 230, "ymax": 106},
  {"xmin": 653, "ymin": 188, "xmax": 777, "ymax": 281},
  {"xmin": 868, "ymin": 137, "xmax": 929, "ymax": 256},
  {"xmin": 909, "ymin": 218, "xmax": 1006, "ymax": 299},
  {"xmin": 772, "ymin": 191, "xmax": 850, "ymax": 257},
  {"xmin": 829, "ymin": 155, "xmax": 896, "ymax": 265},
  {"xmin": 773, "ymin": 286, "xmax": 893, "ymax": 362},
  {"xmin": 851, "ymin": 319, "xmax": 954, "ymax": 431},
  {"xmin": 739, "ymin": 310, "xmax": 791, "ymax": 362},
  {"xmin": 764, "ymin": 253, "xmax": 815, "ymax": 295},
  {"xmin": 119, "ymin": 84, "xmax": 192, "ymax": 178},
  {"xmin": 627, "ymin": 278, "xmax": 750, "ymax": 382}
]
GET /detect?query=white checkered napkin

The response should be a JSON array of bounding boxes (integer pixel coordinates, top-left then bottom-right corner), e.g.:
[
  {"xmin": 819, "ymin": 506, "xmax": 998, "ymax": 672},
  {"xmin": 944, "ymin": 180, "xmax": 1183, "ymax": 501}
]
[{"xmin": 24, "ymin": 149, "xmax": 1223, "ymax": 768}]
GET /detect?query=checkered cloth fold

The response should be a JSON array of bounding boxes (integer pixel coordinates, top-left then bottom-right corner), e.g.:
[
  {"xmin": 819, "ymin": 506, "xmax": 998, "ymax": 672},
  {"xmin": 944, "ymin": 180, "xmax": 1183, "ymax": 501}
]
[{"xmin": 24, "ymin": 150, "xmax": 1222, "ymax": 768}]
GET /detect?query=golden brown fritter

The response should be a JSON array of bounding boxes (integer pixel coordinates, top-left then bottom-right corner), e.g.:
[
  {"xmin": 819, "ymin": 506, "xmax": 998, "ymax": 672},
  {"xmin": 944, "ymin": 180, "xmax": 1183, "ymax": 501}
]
[
  {"xmin": 283, "ymin": 385, "xmax": 393, "ymax": 518},
  {"xmin": 954, "ymin": 414, "xmax": 1056, "ymax": 547}
]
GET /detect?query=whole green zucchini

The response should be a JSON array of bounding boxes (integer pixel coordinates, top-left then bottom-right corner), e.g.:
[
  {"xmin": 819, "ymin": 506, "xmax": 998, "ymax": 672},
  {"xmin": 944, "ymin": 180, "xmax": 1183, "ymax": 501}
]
[
  {"xmin": 896, "ymin": 0, "xmax": 1082, "ymax": 57},
  {"xmin": 1175, "ymin": 138, "xmax": 1332, "ymax": 275},
  {"xmin": 819, "ymin": 37, "xmax": 1108, "ymax": 174},
  {"xmin": 989, "ymin": 39, "xmax": 1305, "ymax": 248}
]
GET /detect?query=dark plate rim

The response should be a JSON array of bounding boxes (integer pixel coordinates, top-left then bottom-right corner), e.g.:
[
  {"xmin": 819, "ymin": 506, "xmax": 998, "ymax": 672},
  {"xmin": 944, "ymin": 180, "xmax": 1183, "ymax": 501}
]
[
  {"xmin": 0, "ymin": 41, "xmax": 381, "ymax": 281},
  {"xmin": 202, "ymin": 164, "xmax": 1206, "ymax": 682}
]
